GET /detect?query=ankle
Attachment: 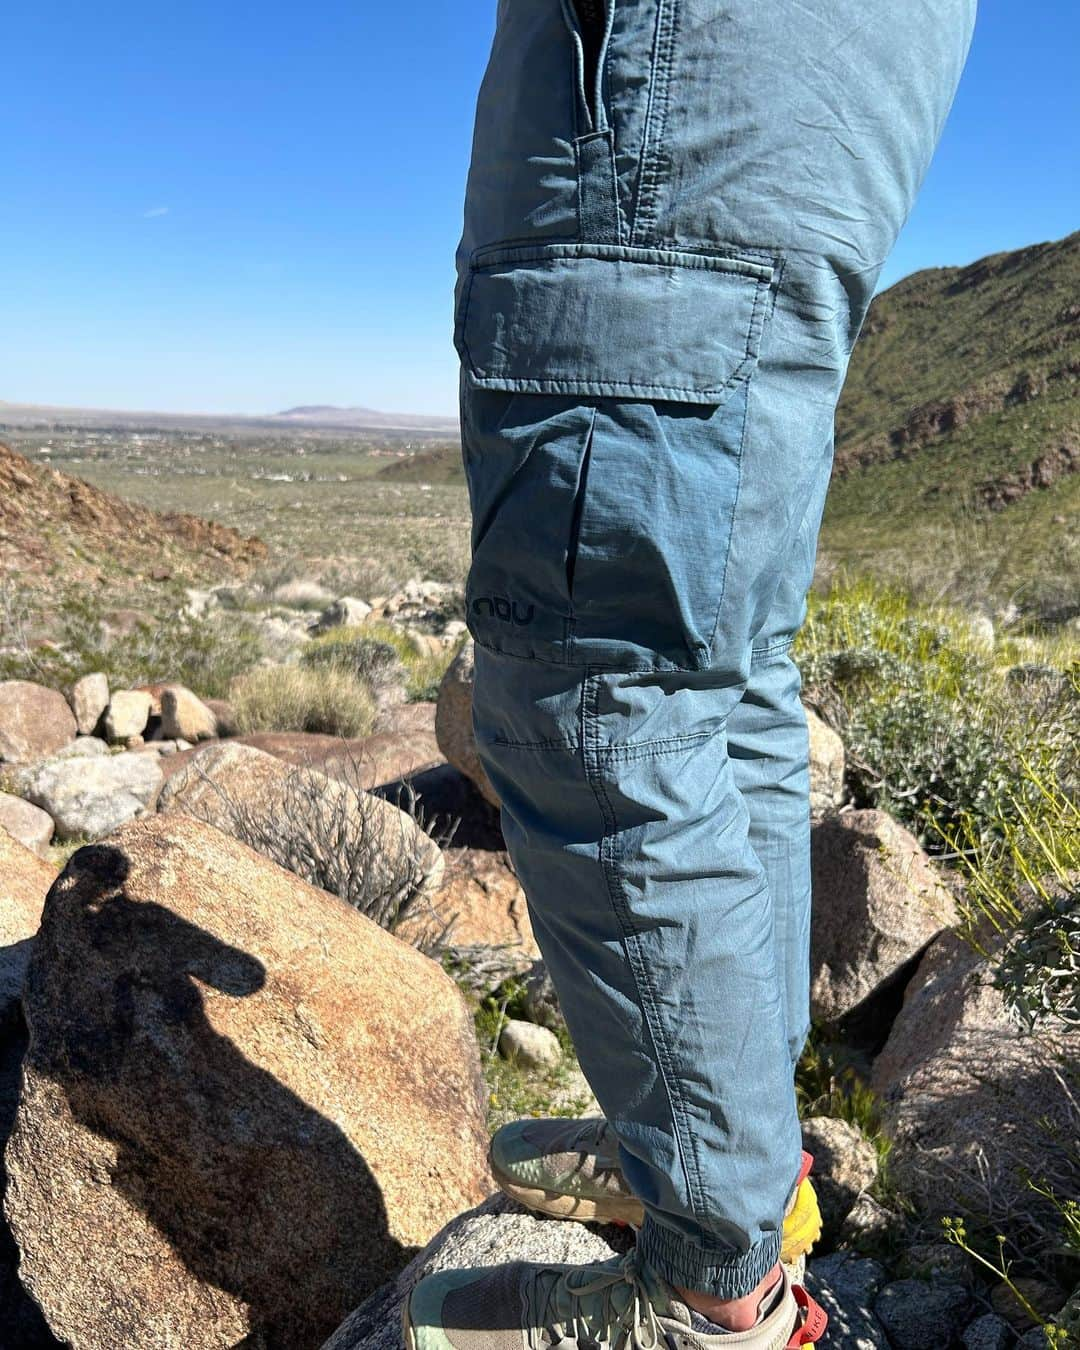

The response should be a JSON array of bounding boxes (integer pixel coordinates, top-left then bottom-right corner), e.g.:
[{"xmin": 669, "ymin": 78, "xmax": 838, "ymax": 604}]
[{"xmin": 677, "ymin": 1264, "xmax": 783, "ymax": 1333}]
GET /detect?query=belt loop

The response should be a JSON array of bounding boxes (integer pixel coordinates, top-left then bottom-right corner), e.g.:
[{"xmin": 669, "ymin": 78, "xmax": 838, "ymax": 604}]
[{"xmin": 576, "ymin": 129, "xmax": 621, "ymax": 244}]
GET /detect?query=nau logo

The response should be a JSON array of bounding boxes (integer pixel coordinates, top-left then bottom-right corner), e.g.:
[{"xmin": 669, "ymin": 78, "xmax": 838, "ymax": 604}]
[{"xmin": 471, "ymin": 594, "xmax": 535, "ymax": 626}]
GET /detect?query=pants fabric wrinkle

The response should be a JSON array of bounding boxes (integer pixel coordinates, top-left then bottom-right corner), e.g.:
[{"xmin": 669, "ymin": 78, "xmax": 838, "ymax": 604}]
[{"xmin": 456, "ymin": 0, "xmax": 975, "ymax": 1298}]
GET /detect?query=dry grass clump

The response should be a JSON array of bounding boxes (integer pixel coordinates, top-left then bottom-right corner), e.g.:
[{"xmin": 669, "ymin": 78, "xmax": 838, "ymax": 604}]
[{"xmin": 229, "ymin": 663, "xmax": 376, "ymax": 736}]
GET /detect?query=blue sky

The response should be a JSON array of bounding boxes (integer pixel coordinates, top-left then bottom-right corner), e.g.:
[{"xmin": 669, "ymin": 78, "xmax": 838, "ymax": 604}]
[{"xmin": 3, "ymin": 2, "xmax": 1077, "ymax": 417}]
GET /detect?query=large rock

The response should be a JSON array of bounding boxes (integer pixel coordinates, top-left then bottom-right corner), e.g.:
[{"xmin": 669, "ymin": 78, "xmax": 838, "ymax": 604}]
[
  {"xmin": 69, "ymin": 672, "xmax": 109, "ymax": 736},
  {"xmin": 157, "ymin": 705, "xmax": 441, "ymax": 800},
  {"xmin": 799, "ymin": 1117, "xmax": 879, "ymax": 1241},
  {"xmin": 435, "ymin": 641, "xmax": 499, "ymax": 808},
  {"xmin": 499, "ymin": 1019, "xmax": 561, "ymax": 1069},
  {"xmin": 0, "ymin": 793, "xmax": 54, "ymax": 858},
  {"xmin": 961, "ymin": 1314, "xmax": 1013, "ymax": 1350},
  {"xmin": 871, "ymin": 928, "xmax": 1077, "ymax": 1249},
  {"xmin": 203, "ymin": 697, "xmax": 240, "ymax": 738},
  {"xmin": 806, "ymin": 708, "xmax": 845, "ymax": 817},
  {"xmin": 160, "ymin": 685, "xmax": 218, "ymax": 742},
  {"xmin": 0, "ymin": 828, "xmax": 54, "ymax": 1022},
  {"xmin": 810, "ymin": 810, "xmax": 955, "ymax": 1022},
  {"xmin": 16, "ymin": 751, "xmax": 163, "ymax": 841},
  {"xmin": 158, "ymin": 741, "xmax": 445, "ymax": 908},
  {"xmin": 322, "ymin": 1198, "xmax": 889, "ymax": 1350},
  {"xmin": 0, "ymin": 681, "xmax": 77, "ymax": 764},
  {"xmin": 49, "ymin": 736, "xmax": 109, "ymax": 760},
  {"xmin": 5, "ymin": 814, "xmax": 491, "ymax": 1350},
  {"xmin": 396, "ymin": 846, "xmax": 538, "ymax": 956},
  {"xmin": 103, "ymin": 689, "xmax": 153, "ymax": 741},
  {"xmin": 874, "ymin": 1279, "xmax": 972, "ymax": 1349},
  {"xmin": 0, "ymin": 1016, "xmax": 62, "ymax": 1348},
  {"xmin": 310, "ymin": 596, "xmax": 373, "ymax": 633},
  {"xmin": 321, "ymin": 1194, "xmax": 630, "ymax": 1350},
  {"xmin": 803, "ymin": 1254, "xmax": 889, "ymax": 1349}
]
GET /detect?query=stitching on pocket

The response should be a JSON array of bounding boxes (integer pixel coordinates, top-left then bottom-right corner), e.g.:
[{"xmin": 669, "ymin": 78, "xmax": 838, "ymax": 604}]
[
  {"xmin": 491, "ymin": 734, "xmax": 580, "ymax": 753},
  {"xmin": 458, "ymin": 242, "xmax": 774, "ymax": 405},
  {"xmin": 601, "ymin": 728, "xmax": 717, "ymax": 762},
  {"xmin": 704, "ymin": 337, "xmax": 758, "ymax": 660},
  {"xmin": 470, "ymin": 240, "xmax": 772, "ymax": 278},
  {"xmin": 750, "ymin": 637, "xmax": 796, "ymax": 668}
]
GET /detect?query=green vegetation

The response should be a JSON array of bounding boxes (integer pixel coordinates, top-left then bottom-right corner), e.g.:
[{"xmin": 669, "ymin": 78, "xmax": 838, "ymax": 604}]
[
  {"xmin": 473, "ymin": 978, "xmax": 596, "ymax": 1131},
  {"xmin": 302, "ymin": 619, "xmax": 465, "ymax": 702},
  {"xmin": 824, "ymin": 231, "xmax": 1079, "ymax": 620},
  {"xmin": 229, "ymin": 663, "xmax": 377, "ymax": 736},
  {"xmin": 798, "ymin": 576, "xmax": 1079, "ymax": 1277},
  {"xmin": 796, "ymin": 1031, "xmax": 893, "ymax": 1180},
  {"xmin": 0, "ymin": 585, "xmax": 265, "ymax": 698},
  {"xmin": 796, "ymin": 576, "xmax": 1078, "ymax": 847}
]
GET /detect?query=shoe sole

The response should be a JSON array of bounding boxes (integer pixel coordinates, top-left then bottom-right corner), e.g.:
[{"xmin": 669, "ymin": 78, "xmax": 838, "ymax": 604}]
[{"xmin": 490, "ymin": 1152, "xmax": 823, "ymax": 1263}]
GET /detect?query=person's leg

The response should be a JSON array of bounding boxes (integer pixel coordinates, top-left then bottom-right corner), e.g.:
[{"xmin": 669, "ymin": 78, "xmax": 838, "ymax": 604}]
[
  {"xmin": 411, "ymin": 0, "xmax": 975, "ymax": 1341},
  {"xmin": 726, "ymin": 463, "xmax": 832, "ymax": 1074}
]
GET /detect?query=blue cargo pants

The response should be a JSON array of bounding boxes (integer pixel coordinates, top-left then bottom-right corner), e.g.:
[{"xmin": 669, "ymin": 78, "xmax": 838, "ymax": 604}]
[{"xmin": 455, "ymin": 0, "xmax": 975, "ymax": 1299}]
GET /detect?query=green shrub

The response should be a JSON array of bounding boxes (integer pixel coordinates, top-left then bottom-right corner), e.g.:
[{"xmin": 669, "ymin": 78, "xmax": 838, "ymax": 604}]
[
  {"xmin": 796, "ymin": 577, "xmax": 1078, "ymax": 848},
  {"xmin": 994, "ymin": 889, "xmax": 1080, "ymax": 1032},
  {"xmin": 301, "ymin": 630, "xmax": 405, "ymax": 704},
  {"xmin": 229, "ymin": 663, "xmax": 377, "ymax": 736},
  {"xmin": 0, "ymin": 587, "xmax": 265, "ymax": 698},
  {"xmin": 318, "ymin": 619, "xmax": 465, "ymax": 702}
]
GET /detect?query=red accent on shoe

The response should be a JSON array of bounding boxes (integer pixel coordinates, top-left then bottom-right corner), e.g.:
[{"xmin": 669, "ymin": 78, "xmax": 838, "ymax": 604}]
[
  {"xmin": 787, "ymin": 1286, "xmax": 828, "ymax": 1346},
  {"xmin": 797, "ymin": 1151, "xmax": 814, "ymax": 1187}
]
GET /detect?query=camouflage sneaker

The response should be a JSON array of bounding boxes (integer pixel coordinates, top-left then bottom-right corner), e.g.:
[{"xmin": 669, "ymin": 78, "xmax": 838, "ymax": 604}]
[
  {"xmin": 489, "ymin": 1117, "xmax": 823, "ymax": 1267},
  {"xmin": 403, "ymin": 1250, "xmax": 828, "ymax": 1350}
]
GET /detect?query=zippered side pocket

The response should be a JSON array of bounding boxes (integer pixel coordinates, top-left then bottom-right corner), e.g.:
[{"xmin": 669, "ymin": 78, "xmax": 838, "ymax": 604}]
[{"xmin": 561, "ymin": 0, "xmax": 612, "ymax": 133}]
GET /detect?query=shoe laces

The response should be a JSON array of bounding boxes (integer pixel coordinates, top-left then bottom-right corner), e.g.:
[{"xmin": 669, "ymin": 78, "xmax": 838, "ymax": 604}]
[
  {"xmin": 524, "ymin": 1252, "xmax": 666, "ymax": 1350},
  {"xmin": 572, "ymin": 1118, "xmax": 622, "ymax": 1179}
]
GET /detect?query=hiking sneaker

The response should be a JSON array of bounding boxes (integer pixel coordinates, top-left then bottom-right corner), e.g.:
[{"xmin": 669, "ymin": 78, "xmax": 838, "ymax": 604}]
[
  {"xmin": 403, "ymin": 1250, "xmax": 828, "ymax": 1350},
  {"xmin": 490, "ymin": 1117, "xmax": 823, "ymax": 1266}
]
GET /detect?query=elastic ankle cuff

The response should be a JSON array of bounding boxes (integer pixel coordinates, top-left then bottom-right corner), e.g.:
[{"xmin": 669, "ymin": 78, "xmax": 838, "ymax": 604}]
[{"xmin": 637, "ymin": 1214, "xmax": 783, "ymax": 1301}]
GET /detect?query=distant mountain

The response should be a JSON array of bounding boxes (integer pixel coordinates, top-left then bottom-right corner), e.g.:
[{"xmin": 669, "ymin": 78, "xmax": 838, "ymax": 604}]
[
  {"xmin": 0, "ymin": 401, "xmax": 458, "ymax": 437},
  {"xmin": 271, "ymin": 405, "xmax": 458, "ymax": 431}
]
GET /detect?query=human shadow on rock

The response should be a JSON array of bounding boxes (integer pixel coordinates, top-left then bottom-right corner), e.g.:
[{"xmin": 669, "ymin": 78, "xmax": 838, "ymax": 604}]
[
  {"xmin": 0, "ymin": 1009, "xmax": 62, "ymax": 1349},
  {"xmin": 23, "ymin": 844, "xmax": 410, "ymax": 1350}
]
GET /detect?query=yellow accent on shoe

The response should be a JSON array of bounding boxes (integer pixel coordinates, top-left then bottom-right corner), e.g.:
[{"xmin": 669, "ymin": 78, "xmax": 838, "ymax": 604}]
[{"xmin": 780, "ymin": 1178, "xmax": 823, "ymax": 1264}]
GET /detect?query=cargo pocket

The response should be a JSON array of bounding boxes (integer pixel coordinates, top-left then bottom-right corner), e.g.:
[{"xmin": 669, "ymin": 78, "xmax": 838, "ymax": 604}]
[{"xmin": 456, "ymin": 241, "xmax": 778, "ymax": 670}]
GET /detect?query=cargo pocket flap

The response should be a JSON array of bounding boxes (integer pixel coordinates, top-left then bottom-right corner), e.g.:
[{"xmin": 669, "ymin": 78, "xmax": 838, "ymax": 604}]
[{"xmin": 455, "ymin": 241, "xmax": 775, "ymax": 406}]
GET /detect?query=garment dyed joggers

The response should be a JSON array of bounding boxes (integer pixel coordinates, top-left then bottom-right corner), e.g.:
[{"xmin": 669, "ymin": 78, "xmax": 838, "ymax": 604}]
[{"xmin": 455, "ymin": 0, "xmax": 975, "ymax": 1301}]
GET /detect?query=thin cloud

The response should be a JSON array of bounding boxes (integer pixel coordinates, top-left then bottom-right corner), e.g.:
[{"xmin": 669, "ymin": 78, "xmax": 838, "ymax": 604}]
[{"xmin": 142, "ymin": 206, "xmax": 170, "ymax": 219}]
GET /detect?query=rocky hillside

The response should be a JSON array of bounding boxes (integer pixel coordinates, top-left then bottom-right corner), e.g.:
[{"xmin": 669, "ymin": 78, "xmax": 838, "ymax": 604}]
[
  {"xmin": 835, "ymin": 230, "xmax": 1079, "ymax": 489},
  {"xmin": 0, "ymin": 441, "xmax": 266, "ymax": 589}
]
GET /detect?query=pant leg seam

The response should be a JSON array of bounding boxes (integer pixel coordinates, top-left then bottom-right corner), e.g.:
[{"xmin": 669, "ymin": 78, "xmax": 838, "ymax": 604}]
[{"xmin": 580, "ymin": 667, "xmax": 711, "ymax": 1231}]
